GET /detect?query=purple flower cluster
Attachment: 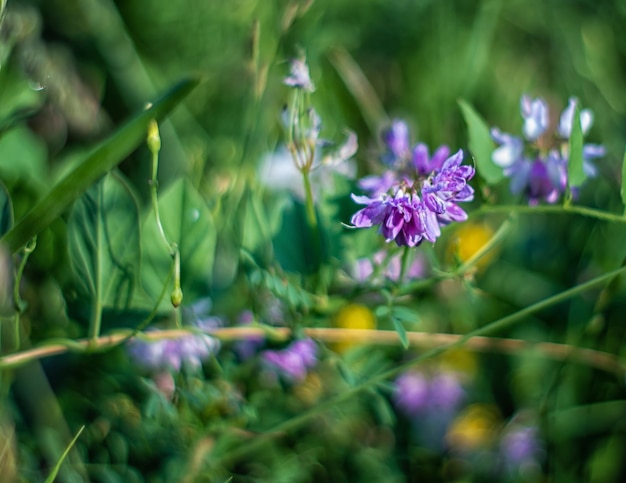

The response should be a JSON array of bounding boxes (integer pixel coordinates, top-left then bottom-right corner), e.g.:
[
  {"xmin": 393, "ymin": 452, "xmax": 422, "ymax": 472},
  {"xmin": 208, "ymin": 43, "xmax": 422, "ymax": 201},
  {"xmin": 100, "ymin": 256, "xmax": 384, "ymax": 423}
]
[
  {"xmin": 261, "ymin": 339, "xmax": 318, "ymax": 383},
  {"xmin": 350, "ymin": 125, "xmax": 475, "ymax": 247},
  {"xmin": 499, "ymin": 419, "xmax": 543, "ymax": 477},
  {"xmin": 127, "ymin": 330, "xmax": 221, "ymax": 373},
  {"xmin": 394, "ymin": 370, "xmax": 465, "ymax": 416},
  {"xmin": 352, "ymin": 249, "xmax": 427, "ymax": 283},
  {"xmin": 127, "ymin": 298, "xmax": 222, "ymax": 373},
  {"xmin": 492, "ymin": 95, "xmax": 604, "ymax": 205}
]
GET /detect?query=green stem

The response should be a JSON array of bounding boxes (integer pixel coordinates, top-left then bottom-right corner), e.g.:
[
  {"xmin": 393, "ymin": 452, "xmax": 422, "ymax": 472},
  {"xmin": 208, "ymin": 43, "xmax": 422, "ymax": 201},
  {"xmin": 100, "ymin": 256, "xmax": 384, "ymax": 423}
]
[
  {"xmin": 398, "ymin": 246, "xmax": 411, "ymax": 285},
  {"xmin": 474, "ymin": 204, "xmax": 626, "ymax": 223},
  {"xmin": 210, "ymin": 262, "xmax": 626, "ymax": 467}
]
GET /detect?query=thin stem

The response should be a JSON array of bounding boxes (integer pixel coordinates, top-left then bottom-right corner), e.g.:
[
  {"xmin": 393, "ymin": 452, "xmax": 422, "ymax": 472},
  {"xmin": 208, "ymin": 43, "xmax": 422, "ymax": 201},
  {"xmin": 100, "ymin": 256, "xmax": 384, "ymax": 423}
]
[
  {"xmin": 11, "ymin": 237, "xmax": 37, "ymax": 350},
  {"xmin": 398, "ymin": 246, "xmax": 411, "ymax": 285},
  {"xmin": 473, "ymin": 204, "xmax": 626, "ymax": 223}
]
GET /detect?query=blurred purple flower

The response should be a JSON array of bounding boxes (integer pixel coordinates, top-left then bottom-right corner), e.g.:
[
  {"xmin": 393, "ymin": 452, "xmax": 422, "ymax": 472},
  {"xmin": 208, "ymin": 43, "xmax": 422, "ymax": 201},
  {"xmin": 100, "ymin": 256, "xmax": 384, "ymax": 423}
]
[
  {"xmin": 413, "ymin": 143, "xmax": 450, "ymax": 175},
  {"xmin": 382, "ymin": 120, "xmax": 412, "ymax": 166},
  {"xmin": 233, "ymin": 310, "xmax": 265, "ymax": 361},
  {"xmin": 352, "ymin": 249, "xmax": 428, "ymax": 283},
  {"xmin": 128, "ymin": 331, "xmax": 220, "ymax": 373},
  {"xmin": 492, "ymin": 95, "xmax": 604, "ymax": 204},
  {"xmin": 262, "ymin": 339, "xmax": 318, "ymax": 383},
  {"xmin": 521, "ymin": 95, "xmax": 549, "ymax": 141},
  {"xmin": 500, "ymin": 423, "xmax": 543, "ymax": 476},
  {"xmin": 394, "ymin": 371, "xmax": 430, "ymax": 415},
  {"xmin": 284, "ymin": 58, "xmax": 314, "ymax": 92},
  {"xmin": 394, "ymin": 370, "xmax": 465, "ymax": 417}
]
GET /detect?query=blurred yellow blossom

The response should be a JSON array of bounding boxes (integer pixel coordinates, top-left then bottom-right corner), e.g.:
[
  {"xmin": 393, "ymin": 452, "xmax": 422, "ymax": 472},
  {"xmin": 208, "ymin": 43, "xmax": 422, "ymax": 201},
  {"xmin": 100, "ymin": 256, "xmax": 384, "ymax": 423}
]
[
  {"xmin": 449, "ymin": 222, "xmax": 498, "ymax": 270},
  {"xmin": 446, "ymin": 403, "xmax": 501, "ymax": 452},
  {"xmin": 332, "ymin": 303, "xmax": 376, "ymax": 353}
]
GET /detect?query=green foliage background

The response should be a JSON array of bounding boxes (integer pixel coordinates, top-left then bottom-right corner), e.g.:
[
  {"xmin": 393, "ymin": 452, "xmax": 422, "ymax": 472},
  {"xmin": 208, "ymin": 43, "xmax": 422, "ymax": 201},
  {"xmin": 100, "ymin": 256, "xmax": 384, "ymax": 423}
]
[{"xmin": 1, "ymin": 0, "xmax": 626, "ymax": 482}]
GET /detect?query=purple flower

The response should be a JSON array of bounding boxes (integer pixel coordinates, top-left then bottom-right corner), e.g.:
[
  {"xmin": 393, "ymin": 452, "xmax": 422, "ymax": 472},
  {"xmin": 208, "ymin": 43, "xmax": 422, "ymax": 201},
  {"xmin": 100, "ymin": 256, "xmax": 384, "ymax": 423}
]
[
  {"xmin": 558, "ymin": 97, "xmax": 593, "ymax": 139},
  {"xmin": 128, "ymin": 331, "xmax": 220, "ymax": 373},
  {"xmin": 262, "ymin": 339, "xmax": 318, "ymax": 383},
  {"xmin": 394, "ymin": 370, "xmax": 465, "ymax": 416},
  {"xmin": 233, "ymin": 310, "xmax": 265, "ymax": 361},
  {"xmin": 284, "ymin": 58, "xmax": 314, "ymax": 92},
  {"xmin": 350, "ymin": 190, "xmax": 440, "ymax": 247},
  {"xmin": 521, "ymin": 95, "xmax": 549, "ymax": 141},
  {"xmin": 413, "ymin": 143, "xmax": 450, "ymax": 175},
  {"xmin": 382, "ymin": 120, "xmax": 412, "ymax": 166},
  {"xmin": 500, "ymin": 423, "xmax": 543, "ymax": 476},
  {"xmin": 492, "ymin": 95, "xmax": 604, "ymax": 203},
  {"xmin": 394, "ymin": 372, "xmax": 430, "ymax": 415},
  {"xmin": 352, "ymin": 249, "xmax": 428, "ymax": 283},
  {"xmin": 350, "ymin": 149, "xmax": 474, "ymax": 247}
]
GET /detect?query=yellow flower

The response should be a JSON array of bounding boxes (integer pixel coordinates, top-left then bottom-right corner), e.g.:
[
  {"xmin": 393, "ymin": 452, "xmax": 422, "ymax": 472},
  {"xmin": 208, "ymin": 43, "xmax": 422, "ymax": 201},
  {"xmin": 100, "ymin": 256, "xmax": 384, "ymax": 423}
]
[
  {"xmin": 446, "ymin": 403, "xmax": 501, "ymax": 452},
  {"xmin": 332, "ymin": 303, "xmax": 376, "ymax": 353},
  {"xmin": 449, "ymin": 222, "xmax": 498, "ymax": 270}
]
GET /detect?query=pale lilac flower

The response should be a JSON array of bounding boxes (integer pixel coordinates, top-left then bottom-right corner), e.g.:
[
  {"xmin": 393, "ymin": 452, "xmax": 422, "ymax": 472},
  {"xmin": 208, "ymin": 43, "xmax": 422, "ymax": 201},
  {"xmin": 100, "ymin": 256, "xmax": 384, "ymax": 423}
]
[
  {"xmin": 394, "ymin": 370, "xmax": 465, "ymax": 417},
  {"xmin": 284, "ymin": 58, "xmax": 314, "ymax": 92},
  {"xmin": 262, "ymin": 339, "xmax": 318, "ymax": 382},
  {"xmin": 558, "ymin": 97, "xmax": 593, "ymax": 138},
  {"xmin": 500, "ymin": 423, "xmax": 543, "ymax": 477},
  {"xmin": 521, "ymin": 95, "xmax": 549, "ymax": 141},
  {"xmin": 394, "ymin": 372, "xmax": 430, "ymax": 415},
  {"xmin": 492, "ymin": 95, "xmax": 604, "ymax": 203},
  {"xmin": 491, "ymin": 128, "xmax": 523, "ymax": 170},
  {"xmin": 352, "ymin": 249, "xmax": 428, "ymax": 283},
  {"xmin": 358, "ymin": 171, "xmax": 401, "ymax": 198},
  {"xmin": 128, "ymin": 330, "xmax": 220, "ymax": 373}
]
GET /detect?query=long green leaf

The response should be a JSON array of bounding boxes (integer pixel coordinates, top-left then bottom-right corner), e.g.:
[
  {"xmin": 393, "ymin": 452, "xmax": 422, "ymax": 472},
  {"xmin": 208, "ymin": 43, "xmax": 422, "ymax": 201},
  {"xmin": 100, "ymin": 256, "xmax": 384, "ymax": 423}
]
[
  {"xmin": 1, "ymin": 77, "xmax": 201, "ymax": 253},
  {"xmin": 568, "ymin": 104, "xmax": 585, "ymax": 188},
  {"xmin": 141, "ymin": 178, "xmax": 216, "ymax": 309},
  {"xmin": 67, "ymin": 172, "xmax": 140, "ymax": 318},
  {"xmin": 458, "ymin": 99, "xmax": 501, "ymax": 184}
]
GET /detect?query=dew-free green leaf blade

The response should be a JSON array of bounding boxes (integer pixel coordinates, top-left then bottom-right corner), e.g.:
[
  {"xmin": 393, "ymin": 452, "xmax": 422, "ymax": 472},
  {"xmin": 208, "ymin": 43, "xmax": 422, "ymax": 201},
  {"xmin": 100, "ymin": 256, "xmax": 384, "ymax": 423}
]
[
  {"xmin": 67, "ymin": 172, "xmax": 141, "ymax": 336},
  {"xmin": 392, "ymin": 316, "xmax": 409, "ymax": 349},
  {"xmin": 568, "ymin": 104, "xmax": 585, "ymax": 188},
  {"xmin": 1, "ymin": 77, "xmax": 201, "ymax": 253},
  {"xmin": 458, "ymin": 99, "xmax": 501, "ymax": 184}
]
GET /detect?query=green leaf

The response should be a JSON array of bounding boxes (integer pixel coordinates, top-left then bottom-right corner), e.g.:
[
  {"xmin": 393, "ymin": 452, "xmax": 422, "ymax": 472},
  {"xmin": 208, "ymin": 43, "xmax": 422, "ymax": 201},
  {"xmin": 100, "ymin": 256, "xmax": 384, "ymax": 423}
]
[
  {"xmin": 141, "ymin": 178, "xmax": 216, "ymax": 309},
  {"xmin": 67, "ymin": 172, "xmax": 141, "ymax": 312},
  {"xmin": 0, "ymin": 126, "xmax": 48, "ymax": 185},
  {"xmin": 1, "ymin": 77, "xmax": 201, "ymax": 253},
  {"xmin": 44, "ymin": 425, "xmax": 85, "ymax": 483},
  {"xmin": 568, "ymin": 103, "xmax": 585, "ymax": 188},
  {"xmin": 392, "ymin": 317, "xmax": 409, "ymax": 349},
  {"xmin": 620, "ymin": 148, "xmax": 626, "ymax": 209},
  {"xmin": 0, "ymin": 180, "xmax": 13, "ymax": 238},
  {"xmin": 458, "ymin": 99, "xmax": 501, "ymax": 184},
  {"xmin": 391, "ymin": 305, "xmax": 421, "ymax": 326}
]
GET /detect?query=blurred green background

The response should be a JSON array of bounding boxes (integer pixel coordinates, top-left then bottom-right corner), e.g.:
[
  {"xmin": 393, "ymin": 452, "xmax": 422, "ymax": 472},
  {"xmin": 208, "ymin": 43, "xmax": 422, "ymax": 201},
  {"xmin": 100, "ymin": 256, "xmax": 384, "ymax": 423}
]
[{"xmin": 2, "ymin": 0, "xmax": 626, "ymax": 481}]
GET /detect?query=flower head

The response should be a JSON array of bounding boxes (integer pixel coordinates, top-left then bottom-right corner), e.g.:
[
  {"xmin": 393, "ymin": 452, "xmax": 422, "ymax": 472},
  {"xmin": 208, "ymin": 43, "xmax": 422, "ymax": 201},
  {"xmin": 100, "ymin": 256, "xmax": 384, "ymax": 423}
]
[
  {"xmin": 261, "ymin": 338, "xmax": 318, "ymax": 383},
  {"xmin": 350, "ymin": 148, "xmax": 474, "ymax": 247},
  {"xmin": 284, "ymin": 58, "xmax": 314, "ymax": 92},
  {"xmin": 492, "ymin": 95, "xmax": 603, "ymax": 204},
  {"xmin": 382, "ymin": 120, "xmax": 412, "ymax": 166}
]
